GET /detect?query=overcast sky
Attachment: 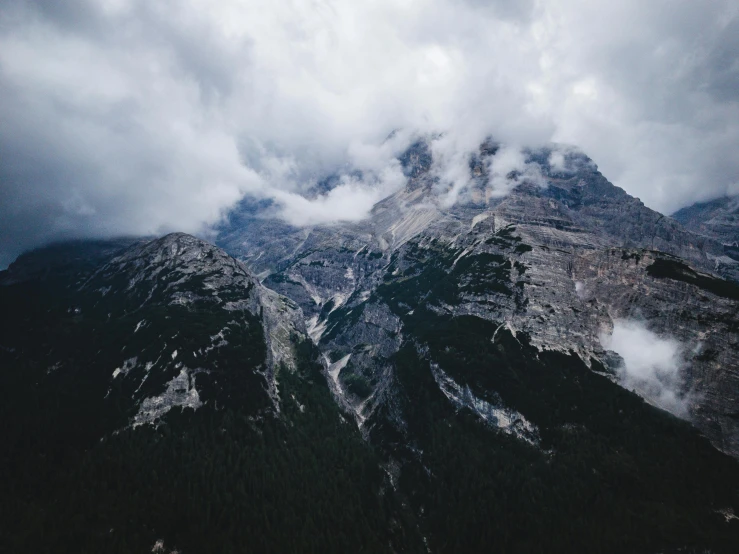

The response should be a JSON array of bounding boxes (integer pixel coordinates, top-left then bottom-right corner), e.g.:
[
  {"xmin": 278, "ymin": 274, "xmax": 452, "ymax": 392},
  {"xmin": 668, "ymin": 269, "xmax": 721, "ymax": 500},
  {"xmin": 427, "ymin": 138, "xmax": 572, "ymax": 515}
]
[{"xmin": 1, "ymin": 0, "xmax": 738, "ymax": 266}]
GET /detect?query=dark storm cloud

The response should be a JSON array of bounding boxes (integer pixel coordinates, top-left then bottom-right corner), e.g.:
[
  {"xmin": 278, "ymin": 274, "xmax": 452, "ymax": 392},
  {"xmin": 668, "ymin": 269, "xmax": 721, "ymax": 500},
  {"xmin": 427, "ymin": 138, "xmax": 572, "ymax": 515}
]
[{"xmin": 0, "ymin": 0, "xmax": 738, "ymax": 267}]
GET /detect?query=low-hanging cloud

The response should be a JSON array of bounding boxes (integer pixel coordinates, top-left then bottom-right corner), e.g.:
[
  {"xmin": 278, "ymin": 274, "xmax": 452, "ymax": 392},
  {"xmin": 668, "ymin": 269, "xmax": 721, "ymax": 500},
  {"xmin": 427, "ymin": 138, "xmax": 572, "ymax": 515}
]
[
  {"xmin": 486, "ymin": 146, "xmax": 548, "ymax": 196},
  {"xmin": 1, "ymin": 0, "xmax": 738, "ymax": 266},
  {"xmin": 427, "ymin": 133, "xmax": 549, "ymax": 208},
  {"xmin": 599, "ymin": 319, "xmax": 693, "ymax": 418},
  {"xmin": 270, "ymin": 164, "xmax": 407, "ymax": 227}
]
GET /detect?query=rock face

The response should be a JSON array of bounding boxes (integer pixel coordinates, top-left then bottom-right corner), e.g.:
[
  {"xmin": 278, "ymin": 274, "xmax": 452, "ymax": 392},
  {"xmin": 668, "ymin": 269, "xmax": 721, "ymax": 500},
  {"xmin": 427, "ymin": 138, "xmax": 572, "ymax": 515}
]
[
  {"xmin": 572, "ymin": 250, "xmax": 739, "ymax": 451},
  {"xmin": 673, "ymin": 195, "xmax": 739, "ymax": 254},
  {"xmin": 211, "ymin": 142, "xmax": 739, "ymax": 552},
  {"xmin": 0, "ymin": 232, "xmax": 306, "ymax": 431},
  {"xmin": 0, "ymin": 233, "xmax": 417, "ymax": 554},
  {"xmin": 3, "ymin": 140, "xmax": 739, "ymax": 554},
  {"xmin": 217, "ymin": 139, "xmax": 739, "ymax": 460},
  {"xmin": 4, "ymin": 170, "xmax": 739, "ymax": 551}
]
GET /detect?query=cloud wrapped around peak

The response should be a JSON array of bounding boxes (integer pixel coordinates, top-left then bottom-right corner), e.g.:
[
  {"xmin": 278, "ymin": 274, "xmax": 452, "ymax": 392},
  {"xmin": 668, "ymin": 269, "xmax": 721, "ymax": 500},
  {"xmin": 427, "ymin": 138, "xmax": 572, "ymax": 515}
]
[{"xmin": 1, "ymin": 0, "xmax": 738, "ymax": 266}]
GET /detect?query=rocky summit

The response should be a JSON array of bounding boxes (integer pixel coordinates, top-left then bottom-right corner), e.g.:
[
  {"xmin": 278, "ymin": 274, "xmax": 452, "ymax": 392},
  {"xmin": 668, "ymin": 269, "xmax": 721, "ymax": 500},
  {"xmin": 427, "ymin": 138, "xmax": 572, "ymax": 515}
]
[
  {"xmin": 2, "ymin": 139, "xmax": 739, "ymax": 553},
  {"xmin": 673, "ymin": 195, "xmax": 739, "ymax": 252},
  {"xmin": 219, "ymin": 139, "xmax": 739, "ymax": 459}
]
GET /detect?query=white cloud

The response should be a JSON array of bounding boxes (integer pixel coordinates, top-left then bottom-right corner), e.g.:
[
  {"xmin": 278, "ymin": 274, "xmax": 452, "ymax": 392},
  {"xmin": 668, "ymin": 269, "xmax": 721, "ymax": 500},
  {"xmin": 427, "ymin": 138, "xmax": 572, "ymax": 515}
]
[
  {"xmin": 269, "ymin": 165, "xmax": 407, "ymax": 227},
  {"xmin": 431, "ymin": 133, "xmax": 480, "ymax": 208},
  {"xmin": 429, "ymin": 137, "xmax": 548, "ymax": 207},
  {"xmin": 487, "ymin": 146, "xmax": 547, "ymax": 197},
  {"xmin": 0, "ymin": 0, "xmax": 738, "ymax": 265},
  {"xmin": 599, "ymin": 319, "xmax": 692, "ymax": 418},
  {"xmin": 549, "ymin": 151, "xmax": 567, "ymax": 174}
]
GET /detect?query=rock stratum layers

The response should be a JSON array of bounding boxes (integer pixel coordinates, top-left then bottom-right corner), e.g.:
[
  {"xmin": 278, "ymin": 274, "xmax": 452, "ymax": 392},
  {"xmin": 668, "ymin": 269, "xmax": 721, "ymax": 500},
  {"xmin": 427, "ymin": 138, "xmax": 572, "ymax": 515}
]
[
  {"xmin": 219, "ymin": 140, "xmax": 739, "ymax": 459},
  {"xmin": 3, "ymin": 139, "xmax": 739, "ymax": 553}
]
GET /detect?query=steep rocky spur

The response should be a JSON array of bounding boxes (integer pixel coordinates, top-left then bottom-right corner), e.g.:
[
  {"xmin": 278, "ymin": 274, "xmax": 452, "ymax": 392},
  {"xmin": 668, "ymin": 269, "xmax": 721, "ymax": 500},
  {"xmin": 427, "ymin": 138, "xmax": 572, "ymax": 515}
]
[{"xmin": 0, "ymin": 232, "xmax": 306, "ymax": 432}]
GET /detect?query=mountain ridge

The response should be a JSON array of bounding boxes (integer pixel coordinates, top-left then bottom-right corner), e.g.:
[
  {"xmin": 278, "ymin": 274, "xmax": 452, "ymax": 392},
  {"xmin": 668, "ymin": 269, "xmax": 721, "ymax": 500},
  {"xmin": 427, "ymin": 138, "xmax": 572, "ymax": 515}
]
[
  {"xmin": 3, "ymin": 140, "xmax": 739, "ymax": 552},
  {"xmin": 216, "ymin": 138, "xmax": 739, "ymax": 459},
  {"xmin": 673, "ymin": 195, "xmax": 739, "ymax": 255}
]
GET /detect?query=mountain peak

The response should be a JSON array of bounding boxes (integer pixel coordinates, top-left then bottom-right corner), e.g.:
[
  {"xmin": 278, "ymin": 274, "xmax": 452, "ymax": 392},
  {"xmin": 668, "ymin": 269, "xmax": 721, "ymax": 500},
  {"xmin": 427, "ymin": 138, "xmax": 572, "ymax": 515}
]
[{"xmin": 673, "ymin": 194, "xmax": 739, "ymax": 249}]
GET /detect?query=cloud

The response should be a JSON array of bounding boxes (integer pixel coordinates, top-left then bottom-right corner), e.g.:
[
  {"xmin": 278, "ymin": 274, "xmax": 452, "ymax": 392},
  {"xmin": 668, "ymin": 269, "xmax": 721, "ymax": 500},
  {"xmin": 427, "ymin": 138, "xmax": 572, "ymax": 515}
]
[
  {"xmin": 270, "ymin": 164, "xmax": 407, "ymax": 227},
  {"xmin": 487, "ymin": 146, "xmax": 548, "ymax": 196},
  {"xmin": 599, "ymin": 319, "xmax": 693, "ymax": 418},
  {"xmin": 0, "ymin": 0, "xmax": 738, "ymax": 265},
  {"xmin": 430, "ymin": 133, "xmax": 481, "ymax": 208}
]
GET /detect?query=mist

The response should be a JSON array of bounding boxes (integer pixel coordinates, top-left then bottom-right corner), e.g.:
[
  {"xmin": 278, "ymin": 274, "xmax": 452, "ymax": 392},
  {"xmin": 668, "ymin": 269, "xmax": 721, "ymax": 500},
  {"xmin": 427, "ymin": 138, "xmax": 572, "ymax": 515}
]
[{"xmin": 600, "ymin": 319, "xmax": 692, "ymax": 418}]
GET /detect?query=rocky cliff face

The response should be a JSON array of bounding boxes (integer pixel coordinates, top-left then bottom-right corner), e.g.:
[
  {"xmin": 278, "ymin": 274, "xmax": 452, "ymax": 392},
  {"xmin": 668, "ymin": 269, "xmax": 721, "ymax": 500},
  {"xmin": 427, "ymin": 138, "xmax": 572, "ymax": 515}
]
[
  {"xmin": 217, "ymin": 139, "xmax": 739, "ymax": 460},
  {"xmin": 0, "ymin": 234, "xmax": 417, "ymax": 553},
  {"xmin": 571, "ymin": 249, "xmax": 739, "ymax": 452},
  {"xmin": 0, "ymin": 232, "xmax": 306, "ymax": 432},
  {"xmin": 3, "ymin": 164, "xmax": 739, "ymax": 551},
  {"xmin": 673, "ymin": 195, "xmax": 739, "ymax": 254},
  {"xmin": 3, "ymin": 139, "xmax": 739, "ymax": 553},
  {"xmin": 212, "ymin": 144, "xmax": 739, "ymax": 551}
]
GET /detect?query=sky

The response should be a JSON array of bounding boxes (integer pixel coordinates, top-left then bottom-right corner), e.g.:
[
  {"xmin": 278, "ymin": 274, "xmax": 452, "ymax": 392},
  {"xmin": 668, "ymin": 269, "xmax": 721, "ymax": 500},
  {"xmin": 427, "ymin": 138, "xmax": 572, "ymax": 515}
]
[{"xmin": 1, "ymin": 0, "xmax": 738, "ymax": 266}]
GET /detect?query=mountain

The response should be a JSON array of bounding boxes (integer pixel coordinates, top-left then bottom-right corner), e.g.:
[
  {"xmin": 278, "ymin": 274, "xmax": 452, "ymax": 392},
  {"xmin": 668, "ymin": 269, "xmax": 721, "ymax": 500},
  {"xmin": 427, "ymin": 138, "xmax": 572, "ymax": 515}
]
[
  {"xmin": 673, "ymin": 195, "xmax": 739, "ymax": 253},
  {"xmin": 0, "ymin": 232, "xmax": 303, "ymax": 425},
  {"xmin": 218, "ymin": 139, "xmax": 739, "ymax": 458},
  {"xmin": 2, "ymin": 141, "xmax": 739, "ymax": 552},
  {"xmin": 218, "ymin": 139, "xmax": 739, "ymax": 548},
  {"xmin": 0, "ymin": 234, "xmax": 417, "ymax": 553}
]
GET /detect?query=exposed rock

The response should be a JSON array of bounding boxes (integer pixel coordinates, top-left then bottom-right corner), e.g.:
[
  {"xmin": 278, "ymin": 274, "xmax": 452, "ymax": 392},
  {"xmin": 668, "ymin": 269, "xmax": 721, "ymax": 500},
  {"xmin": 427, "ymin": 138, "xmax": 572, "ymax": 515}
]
[
  {"xmin": 0, "ymin": 232, "xmax": 307, "ymax": 431},
  {"xmin": 673, "ymin": 195, "xmax": 739, "ymax": 263},
  {"xmin": 217, "ymin": 139, "xmax": 739, "ymax": 458}
]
